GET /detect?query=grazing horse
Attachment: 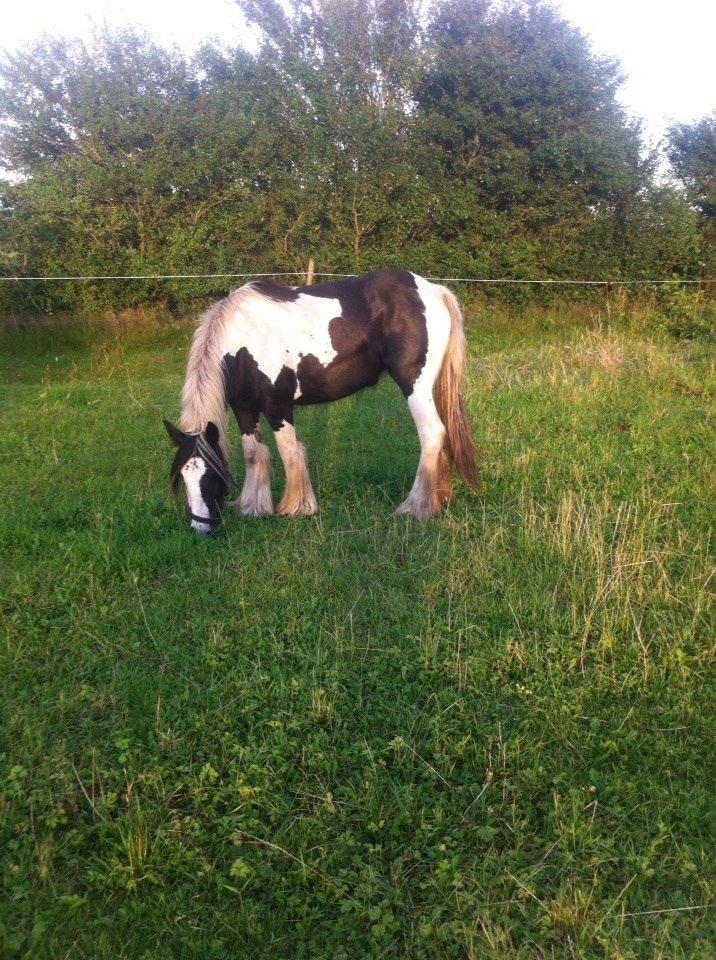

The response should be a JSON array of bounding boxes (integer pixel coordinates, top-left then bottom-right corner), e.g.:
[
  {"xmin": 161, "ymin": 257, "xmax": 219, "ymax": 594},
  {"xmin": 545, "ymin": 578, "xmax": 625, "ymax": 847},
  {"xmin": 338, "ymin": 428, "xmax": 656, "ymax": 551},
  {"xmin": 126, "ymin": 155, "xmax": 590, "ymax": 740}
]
[{"xmin": 165, "ymin": 268, "xmax": 477, "ymax": 534}]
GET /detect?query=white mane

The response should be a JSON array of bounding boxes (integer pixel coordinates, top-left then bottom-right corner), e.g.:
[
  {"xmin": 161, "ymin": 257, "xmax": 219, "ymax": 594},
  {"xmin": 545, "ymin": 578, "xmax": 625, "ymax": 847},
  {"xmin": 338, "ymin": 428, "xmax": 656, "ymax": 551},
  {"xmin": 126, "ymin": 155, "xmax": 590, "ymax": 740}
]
[{"xmin": 180, "ymin": 287, "xmax": 256, "ymax": 453}]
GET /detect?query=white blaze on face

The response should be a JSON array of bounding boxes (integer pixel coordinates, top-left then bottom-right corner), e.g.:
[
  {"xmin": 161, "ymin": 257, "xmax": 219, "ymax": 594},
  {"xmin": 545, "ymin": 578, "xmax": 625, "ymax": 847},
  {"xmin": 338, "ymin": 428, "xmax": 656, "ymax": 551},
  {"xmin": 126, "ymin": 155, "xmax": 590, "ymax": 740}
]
[{"xmin": 182, "ymin": 456, "xmax": 212, "ymax": 533}]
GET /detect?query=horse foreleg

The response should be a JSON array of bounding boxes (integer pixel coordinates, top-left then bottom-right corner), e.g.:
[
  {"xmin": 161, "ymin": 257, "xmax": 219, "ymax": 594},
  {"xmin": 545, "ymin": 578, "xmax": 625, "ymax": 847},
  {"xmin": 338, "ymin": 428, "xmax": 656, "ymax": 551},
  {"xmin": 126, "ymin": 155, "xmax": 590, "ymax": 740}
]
[
  {"xmin": 239, "ymin": 430, "xmax": 274, "ymax": 516},
  {"xmin": 232, "ymin": 412, "xmax": 274, "ymax": 517},
  {"xmin": 274, "ymin": 420, "xmax": 318, "ymax": 516}
]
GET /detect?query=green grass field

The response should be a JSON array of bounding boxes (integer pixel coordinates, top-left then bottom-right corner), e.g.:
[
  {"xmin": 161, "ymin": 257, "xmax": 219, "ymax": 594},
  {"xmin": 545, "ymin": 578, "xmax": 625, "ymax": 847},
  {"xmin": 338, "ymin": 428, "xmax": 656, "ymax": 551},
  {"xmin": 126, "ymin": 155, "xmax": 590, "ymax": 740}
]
[{"xmin": 1, "ymin": 303, "xmax": 714, "ymax": 958}]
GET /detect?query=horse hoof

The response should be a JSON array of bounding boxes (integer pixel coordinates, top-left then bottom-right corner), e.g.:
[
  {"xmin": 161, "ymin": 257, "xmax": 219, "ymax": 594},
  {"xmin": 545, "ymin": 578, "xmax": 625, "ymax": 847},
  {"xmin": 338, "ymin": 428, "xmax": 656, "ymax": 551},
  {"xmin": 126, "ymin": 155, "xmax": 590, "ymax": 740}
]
[
  {"xmin": 395, "ymin": 499, "xmax": 441, "ymax": 518},
  {"xmin": 276, "ymin": 501, "xmax": 318, "ymax": 516}
]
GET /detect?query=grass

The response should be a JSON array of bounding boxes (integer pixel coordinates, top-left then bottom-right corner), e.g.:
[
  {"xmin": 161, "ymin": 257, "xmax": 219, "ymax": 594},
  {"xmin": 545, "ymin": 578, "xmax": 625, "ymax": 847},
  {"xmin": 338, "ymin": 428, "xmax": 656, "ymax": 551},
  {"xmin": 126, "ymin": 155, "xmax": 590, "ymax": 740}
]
[{"xmin": 1, "ymin": 302, "xmax": 714, "ymax": 958}]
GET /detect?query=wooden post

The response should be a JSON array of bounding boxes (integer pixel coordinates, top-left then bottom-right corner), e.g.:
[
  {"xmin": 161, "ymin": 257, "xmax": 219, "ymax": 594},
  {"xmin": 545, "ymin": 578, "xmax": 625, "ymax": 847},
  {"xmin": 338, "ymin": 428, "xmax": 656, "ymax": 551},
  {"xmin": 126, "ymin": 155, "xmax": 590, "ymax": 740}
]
[{"xmin": 306, "ymin": 258, "xmax": 315, "ymax": 285}]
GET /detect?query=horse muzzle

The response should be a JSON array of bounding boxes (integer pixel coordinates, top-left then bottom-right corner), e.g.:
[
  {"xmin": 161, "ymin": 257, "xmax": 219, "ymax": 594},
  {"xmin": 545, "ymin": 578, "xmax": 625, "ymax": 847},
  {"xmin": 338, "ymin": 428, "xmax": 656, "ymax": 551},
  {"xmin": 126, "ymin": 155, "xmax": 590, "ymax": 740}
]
[{"xmin": 185, "ymin": 506, "xmax": 222, "ymax": 535}]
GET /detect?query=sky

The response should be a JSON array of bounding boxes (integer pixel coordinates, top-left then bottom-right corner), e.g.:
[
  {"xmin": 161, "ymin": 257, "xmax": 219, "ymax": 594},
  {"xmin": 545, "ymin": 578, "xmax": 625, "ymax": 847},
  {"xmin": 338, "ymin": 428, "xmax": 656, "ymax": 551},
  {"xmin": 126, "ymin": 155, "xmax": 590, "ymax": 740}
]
[{"xmin": 1, "ymin": 0, "xmax": 714, "ymax": 145}]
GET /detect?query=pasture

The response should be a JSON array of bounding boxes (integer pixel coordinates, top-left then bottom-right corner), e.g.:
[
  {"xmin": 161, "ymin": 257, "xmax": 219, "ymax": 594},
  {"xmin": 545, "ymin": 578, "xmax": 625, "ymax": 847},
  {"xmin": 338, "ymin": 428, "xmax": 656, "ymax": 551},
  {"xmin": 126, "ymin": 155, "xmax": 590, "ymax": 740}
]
[{"xmin": 1, "ymin": 302, "xmax": 713, "ymax": 958}]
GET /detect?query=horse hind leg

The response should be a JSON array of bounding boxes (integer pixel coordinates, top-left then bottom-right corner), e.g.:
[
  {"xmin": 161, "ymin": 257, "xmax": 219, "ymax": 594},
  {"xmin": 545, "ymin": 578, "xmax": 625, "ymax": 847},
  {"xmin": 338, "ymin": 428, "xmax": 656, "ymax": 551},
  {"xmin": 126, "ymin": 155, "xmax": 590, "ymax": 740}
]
[
  {"xmin": 274, "ymin": 419, "xmax": 318, "ymax": 516},
  {"xmin": 393, "ymin": 282, "xmax": 452, "ymax": 517},
  {"xmin": 396, "ymin": 385, "xmax": 449, "ymax": 517}
]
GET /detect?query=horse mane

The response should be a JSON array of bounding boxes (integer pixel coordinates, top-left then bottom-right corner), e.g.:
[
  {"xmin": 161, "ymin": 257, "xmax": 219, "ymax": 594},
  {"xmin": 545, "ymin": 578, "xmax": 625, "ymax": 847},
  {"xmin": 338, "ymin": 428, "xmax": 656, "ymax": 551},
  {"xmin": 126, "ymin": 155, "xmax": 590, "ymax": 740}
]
[{"xmin": 180, "ymin": 297, "xmax": 234, "ymax": 454}]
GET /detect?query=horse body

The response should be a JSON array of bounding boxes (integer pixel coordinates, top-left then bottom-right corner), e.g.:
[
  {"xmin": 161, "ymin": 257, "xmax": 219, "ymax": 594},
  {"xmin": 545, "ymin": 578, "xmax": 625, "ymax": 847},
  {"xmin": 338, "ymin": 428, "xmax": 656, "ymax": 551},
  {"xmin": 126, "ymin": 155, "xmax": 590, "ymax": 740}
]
[{"xmin": 166, "ymin": 268, "xmax": 477, "ymax": 533}]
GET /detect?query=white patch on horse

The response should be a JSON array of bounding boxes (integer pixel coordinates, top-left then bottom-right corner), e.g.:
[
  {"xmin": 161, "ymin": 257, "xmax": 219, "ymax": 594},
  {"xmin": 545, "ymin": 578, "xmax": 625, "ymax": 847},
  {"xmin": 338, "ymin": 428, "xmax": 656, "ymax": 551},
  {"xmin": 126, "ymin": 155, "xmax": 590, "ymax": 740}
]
[
  {"xmin": 224, "ymin": 287, "xmax": 342, "ymax": 398},
  {"xmin": 182, "ymin": 456, "xmax": 212, "ymax": 533},
  {"xmin": 411, "ymin": 273, "xmax": 452, "ymax": 382}
]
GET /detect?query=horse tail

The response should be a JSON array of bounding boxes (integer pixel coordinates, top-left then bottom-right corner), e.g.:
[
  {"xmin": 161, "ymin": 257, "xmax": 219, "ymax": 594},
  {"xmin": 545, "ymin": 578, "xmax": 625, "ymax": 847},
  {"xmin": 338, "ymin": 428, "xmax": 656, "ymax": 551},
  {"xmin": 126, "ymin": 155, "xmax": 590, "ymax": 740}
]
[
  {"xmin": 180, "ymin": 300, "xmax": 230, "ymax": 454},
  {"xmin": 433, "ymin": 287, "xmax": 479, "ymax": 487}
]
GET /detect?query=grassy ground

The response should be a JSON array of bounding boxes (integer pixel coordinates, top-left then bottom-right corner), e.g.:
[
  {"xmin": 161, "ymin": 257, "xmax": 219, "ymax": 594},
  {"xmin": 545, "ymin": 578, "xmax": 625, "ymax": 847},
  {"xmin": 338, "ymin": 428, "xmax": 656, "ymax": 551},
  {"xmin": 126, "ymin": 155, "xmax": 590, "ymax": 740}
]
[{"xmin": 1, "ymin": 303, "xmax": 714, "ymax": 958}]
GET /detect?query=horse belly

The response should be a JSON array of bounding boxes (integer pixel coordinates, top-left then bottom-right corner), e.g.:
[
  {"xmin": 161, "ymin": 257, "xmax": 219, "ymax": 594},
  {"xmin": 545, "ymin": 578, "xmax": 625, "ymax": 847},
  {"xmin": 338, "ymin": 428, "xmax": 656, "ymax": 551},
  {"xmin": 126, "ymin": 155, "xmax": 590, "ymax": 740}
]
[{"xmin": 295, "ymin": 344, "xmax": 382, "ymax": 404}]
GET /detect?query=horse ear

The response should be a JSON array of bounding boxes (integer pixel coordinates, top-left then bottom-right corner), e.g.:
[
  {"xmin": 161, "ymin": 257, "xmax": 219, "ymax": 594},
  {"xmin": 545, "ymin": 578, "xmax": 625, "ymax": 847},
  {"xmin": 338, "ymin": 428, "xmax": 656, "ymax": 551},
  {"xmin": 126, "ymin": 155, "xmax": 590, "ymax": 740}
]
[
  {"xmin": 163, "ymin": 419, "xmax": 185, "ymax": 447},
  {"xmin": 204, "ymin": 421, "xmax": 220, "ymax": 446}
]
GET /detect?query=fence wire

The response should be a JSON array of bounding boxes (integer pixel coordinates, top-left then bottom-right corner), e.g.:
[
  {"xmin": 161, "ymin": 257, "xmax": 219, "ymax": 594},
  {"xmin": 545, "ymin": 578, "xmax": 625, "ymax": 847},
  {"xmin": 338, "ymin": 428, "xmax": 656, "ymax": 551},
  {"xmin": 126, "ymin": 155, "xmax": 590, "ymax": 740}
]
[{"xmin": 0, "ymin": 272, "xmax": 708, "ymax": 285}]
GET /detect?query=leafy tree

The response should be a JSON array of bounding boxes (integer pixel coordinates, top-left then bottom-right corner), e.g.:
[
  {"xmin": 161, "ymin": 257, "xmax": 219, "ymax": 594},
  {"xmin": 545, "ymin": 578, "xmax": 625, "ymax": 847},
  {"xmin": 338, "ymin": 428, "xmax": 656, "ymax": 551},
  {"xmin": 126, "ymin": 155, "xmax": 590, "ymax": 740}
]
[
  {"xmin": 235, "ymin": 0, "xmax": 431, "ymax": 271},
  {"xmin": 414, "ymin": 0, "xmax": 656, "ymax": 281},
  {"xmin": 0, "ymin": 30, "xmax": 278, "ymax": 310},
  {"xmin": 667, "ymin": 114, "xmax": 716, "ymax": 220},
  {"xmin": 666, "ymin": 114, "xmax": 715, "ymax": 276}
]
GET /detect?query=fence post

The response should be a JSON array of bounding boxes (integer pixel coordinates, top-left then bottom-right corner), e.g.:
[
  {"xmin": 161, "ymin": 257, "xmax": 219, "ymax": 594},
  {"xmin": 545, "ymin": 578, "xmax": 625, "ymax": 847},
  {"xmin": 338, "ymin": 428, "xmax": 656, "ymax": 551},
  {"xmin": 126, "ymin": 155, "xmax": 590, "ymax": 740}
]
[{"xmin": 306, "ymin": 258, "xmax": 315, "ymax": 285}]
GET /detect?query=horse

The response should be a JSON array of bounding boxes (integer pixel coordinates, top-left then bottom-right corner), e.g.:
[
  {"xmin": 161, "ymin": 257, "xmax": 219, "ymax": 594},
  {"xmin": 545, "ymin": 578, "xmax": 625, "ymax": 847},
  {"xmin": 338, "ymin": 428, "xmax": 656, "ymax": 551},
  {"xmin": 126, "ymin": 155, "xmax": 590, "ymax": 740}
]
[{"xmin": 164, "ymin": 268, "xmax": 477, "ymax": 534}]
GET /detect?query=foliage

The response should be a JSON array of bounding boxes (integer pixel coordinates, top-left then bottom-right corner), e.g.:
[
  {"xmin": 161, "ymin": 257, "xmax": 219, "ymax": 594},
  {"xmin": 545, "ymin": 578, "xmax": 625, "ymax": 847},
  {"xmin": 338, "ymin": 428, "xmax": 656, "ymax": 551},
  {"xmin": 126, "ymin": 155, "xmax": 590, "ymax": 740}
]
[
  {"xmin": 417, "ymin": 1, "xmax": 640, "ymax": 276},
  {"xmin": 0, "ymin": 2, "xmax": 711, "ymax": 317},
  {"xmin": 1, "ymin": 306, "xmax": 714, "ymax": 956},
  {"xmin": 666, "ymin": 113, "xmax": 716, "ymax": 278},
  {"xmin": 654, "ymin": 286, "xmax": 716, "ymax": 342},
  {"xmin": 667, "ymin": 113, "xmax": 716, "ymax": 221}
]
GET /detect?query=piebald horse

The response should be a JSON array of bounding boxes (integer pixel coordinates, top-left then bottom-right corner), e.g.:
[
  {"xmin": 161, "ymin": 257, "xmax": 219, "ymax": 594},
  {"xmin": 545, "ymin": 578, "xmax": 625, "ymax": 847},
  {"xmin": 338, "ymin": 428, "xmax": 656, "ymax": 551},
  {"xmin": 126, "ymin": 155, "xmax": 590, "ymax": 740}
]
[{"xmin": 165, "ymin": 268, "xmax": 477, "ymax": 533}]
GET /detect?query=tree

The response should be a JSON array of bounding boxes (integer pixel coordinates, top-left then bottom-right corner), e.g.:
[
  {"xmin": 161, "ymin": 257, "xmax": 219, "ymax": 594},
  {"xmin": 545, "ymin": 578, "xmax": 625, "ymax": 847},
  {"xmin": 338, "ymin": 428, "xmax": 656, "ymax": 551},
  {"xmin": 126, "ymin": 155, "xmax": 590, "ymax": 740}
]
[
  {"xmin": 413, "ymin": 0, "xmax": 656, "ymax": 282},
  {"xmin": 234, "ymin": 0, "xmax": 432, "ymax": 271},
  {"xmin": 667, "ymin": 114, "xmax": 716, "ymax": 221},
  {"xmin": 666, "ymin": 114, "xmax": 716, "ymax": 276},
  {"xmin": 0, "ymin": 29, "xmax": 277, "ymax": 310}
]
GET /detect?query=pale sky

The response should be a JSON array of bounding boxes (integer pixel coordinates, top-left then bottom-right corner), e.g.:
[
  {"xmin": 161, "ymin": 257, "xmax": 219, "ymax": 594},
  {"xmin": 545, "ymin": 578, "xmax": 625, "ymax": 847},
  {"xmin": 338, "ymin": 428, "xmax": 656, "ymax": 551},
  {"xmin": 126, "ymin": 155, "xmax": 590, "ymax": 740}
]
[{"xmin": 1, "ymin": 0, "xmax": 714, "ymax": 145}]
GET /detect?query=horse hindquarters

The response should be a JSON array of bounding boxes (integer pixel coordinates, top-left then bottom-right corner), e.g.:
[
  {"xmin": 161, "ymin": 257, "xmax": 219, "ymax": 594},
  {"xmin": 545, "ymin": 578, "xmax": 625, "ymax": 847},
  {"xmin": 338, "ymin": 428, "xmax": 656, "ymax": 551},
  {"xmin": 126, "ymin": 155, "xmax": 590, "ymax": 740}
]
[
  {"xmin": 394, "ymin": 277, "xmax": 475, "ymax": 517},
  {"xmin": 389, "ymin": 278, "xmax": 449, "ymax": 516}
]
